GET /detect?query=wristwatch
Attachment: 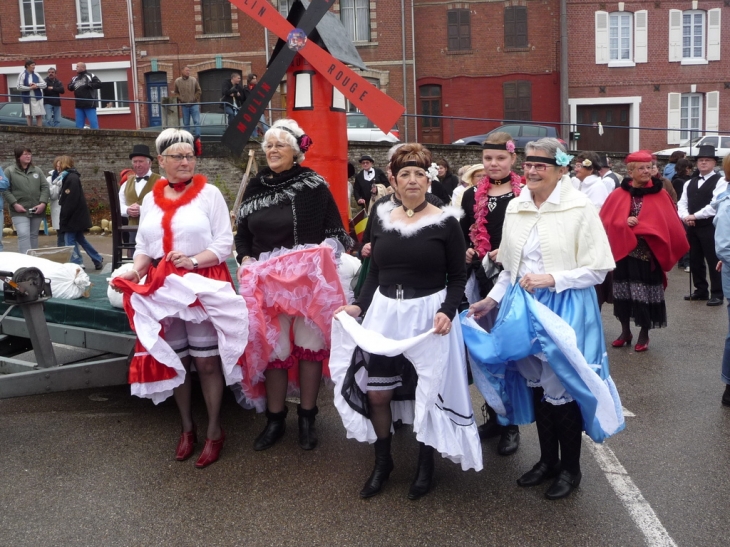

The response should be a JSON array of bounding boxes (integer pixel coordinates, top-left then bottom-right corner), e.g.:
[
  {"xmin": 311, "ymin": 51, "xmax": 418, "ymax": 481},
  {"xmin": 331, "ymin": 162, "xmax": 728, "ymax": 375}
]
[{"xmin": 190, "ymin": 257, "xmax": 199, "ymax": 270}]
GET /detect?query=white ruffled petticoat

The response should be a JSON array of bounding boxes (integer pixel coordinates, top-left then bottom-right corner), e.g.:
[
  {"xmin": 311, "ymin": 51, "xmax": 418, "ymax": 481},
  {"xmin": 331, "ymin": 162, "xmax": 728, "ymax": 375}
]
[{"xmin": 330, "ymin": 290, "xmax": 483, "ymax": 472}]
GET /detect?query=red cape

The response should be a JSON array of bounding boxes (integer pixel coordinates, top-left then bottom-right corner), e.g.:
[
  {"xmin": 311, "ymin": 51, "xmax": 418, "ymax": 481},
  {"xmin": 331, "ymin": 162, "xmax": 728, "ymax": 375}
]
[{"xmin": 600, "ymin": 180, "xmax": 689, "ymax": 272}]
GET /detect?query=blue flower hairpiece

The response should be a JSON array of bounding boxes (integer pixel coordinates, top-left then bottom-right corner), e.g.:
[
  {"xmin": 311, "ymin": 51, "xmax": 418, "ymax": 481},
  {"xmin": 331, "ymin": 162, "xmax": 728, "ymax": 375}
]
[{"xmin": 554, "ymin": 150, "xmax": 573, "ymax": 167}]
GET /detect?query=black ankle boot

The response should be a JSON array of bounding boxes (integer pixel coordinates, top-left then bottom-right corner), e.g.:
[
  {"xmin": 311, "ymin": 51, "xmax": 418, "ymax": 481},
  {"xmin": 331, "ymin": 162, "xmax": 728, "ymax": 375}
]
[
  {"xmin": 297, "ymin": 405, "xmax": 318, "ymax": 450},
  {"xmin": 253, "ymin": 408, "xmax": 288, "ymax": 451},
  {"xmin": 360, "ymin": 436, "xmax": 394, "ymax": 499},
  {"xmin": 497, "ymin": 425, "xmax": 520, "ymax": 456},
  {"xmin": 478, "ymin": 403, "xmax": 502, "ymax": 440},
  {"xmin": 407, "ymin": 442, "xmax": 434, "ymax": 500}
]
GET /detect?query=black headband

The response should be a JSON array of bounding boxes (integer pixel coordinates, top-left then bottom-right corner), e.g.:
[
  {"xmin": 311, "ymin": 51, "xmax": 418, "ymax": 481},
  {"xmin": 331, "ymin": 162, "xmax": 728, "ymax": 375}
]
[
  {"xmin": 277, "ymin": 126, "xmax": 312, "ymax": 153},
  {"xmin": 482, "ymin": 143, "xmax": 508, "ymax": 150},
  {"xmin": 524, "ymin": 155, "xmax": 558, "ymax": 165},
  {"xmin": 158, "ymin": 135, "xmax": 196, "ymax": 156}
]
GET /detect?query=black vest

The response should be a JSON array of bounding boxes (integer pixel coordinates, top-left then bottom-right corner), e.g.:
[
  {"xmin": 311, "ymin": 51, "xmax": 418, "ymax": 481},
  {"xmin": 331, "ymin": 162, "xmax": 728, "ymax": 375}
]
[{"xmin": 687, "ymin": 172, "xmax": 721, "ymax": 220}]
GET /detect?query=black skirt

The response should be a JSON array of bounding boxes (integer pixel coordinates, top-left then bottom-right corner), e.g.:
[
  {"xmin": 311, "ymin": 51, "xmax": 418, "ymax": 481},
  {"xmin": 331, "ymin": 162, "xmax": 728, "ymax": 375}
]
[{"xmin": 612, "ymin": 255, "xmax": 667, "ymax": 329}]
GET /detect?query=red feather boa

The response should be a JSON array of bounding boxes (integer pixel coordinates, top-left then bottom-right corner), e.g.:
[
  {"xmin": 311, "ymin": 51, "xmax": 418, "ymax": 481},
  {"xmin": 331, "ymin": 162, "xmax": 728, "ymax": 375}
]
[
  {"xmin": 469, "ymin": 172, "xmax": 522, "ymax": 257},
  {"xmin": 151, "ymin": 174, "xmax": 207, "ymax": 255}
]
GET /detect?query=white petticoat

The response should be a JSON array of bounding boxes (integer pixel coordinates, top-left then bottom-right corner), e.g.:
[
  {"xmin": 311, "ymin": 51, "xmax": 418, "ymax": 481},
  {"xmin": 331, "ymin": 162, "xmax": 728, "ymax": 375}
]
[{"xmin": 330, "ymin": 290, "xmax": 483, "ymax": 472}]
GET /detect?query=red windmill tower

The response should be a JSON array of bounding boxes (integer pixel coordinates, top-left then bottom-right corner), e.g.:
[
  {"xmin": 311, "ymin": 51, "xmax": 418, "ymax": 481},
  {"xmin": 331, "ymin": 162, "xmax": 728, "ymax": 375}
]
[{"xmin": 223, "ymin": 0, "xmax": 404, "ymax": 226}]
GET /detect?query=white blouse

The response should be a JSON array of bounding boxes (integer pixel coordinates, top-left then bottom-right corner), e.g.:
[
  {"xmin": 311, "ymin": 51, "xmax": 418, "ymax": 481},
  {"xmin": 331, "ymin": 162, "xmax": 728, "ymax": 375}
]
[{"xmin": 135, "ymin": 183, "xmax": 233, "ymax": 263}]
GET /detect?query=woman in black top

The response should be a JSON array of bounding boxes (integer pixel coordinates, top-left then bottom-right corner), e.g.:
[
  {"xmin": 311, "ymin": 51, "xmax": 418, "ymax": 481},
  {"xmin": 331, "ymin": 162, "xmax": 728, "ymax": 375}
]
[
  {"xmin": 235, "ymin": 119, "xmax": 352, "ymax": 452},
  {"xmin": 333, "ymin": 143, "xmax": 480, "ymax": 501},
  {"xmin": 436, "ymin": 158, "xmax": 459, "ymax": 201},
  {"xmin": 459, "ymin": 131, "xmax": 524, "ymax": 455}
]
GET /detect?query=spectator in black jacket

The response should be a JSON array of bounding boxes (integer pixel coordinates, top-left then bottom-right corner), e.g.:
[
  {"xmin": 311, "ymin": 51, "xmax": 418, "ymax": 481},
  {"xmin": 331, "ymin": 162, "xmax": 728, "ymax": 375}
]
[
  {"xmin": 43, "ymin": 67, "xmax": 65, "ymax": 127},
  {"xmin": 353, "ymin": 155, "xmax": 389, "ymax": 208},
  {"xmin": 68, "ymin": 62, "xmax": 101, "ymax": 129},
  {"xmin": 57, "ymin": 155, "xmax": 104, "ymax": 270},
  {"xmin": 436, "ymin": 158, "xmax": 460, "ymax": 197},
  {"xmin": 221, "ymin": 73, "xmax": 247, "ymax": 125}
]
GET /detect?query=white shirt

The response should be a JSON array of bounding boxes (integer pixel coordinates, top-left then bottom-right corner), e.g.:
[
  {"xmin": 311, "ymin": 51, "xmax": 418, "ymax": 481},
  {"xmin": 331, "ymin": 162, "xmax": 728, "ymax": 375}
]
[
  {"xmin": 119, "ymin": 169, "xmax": 153, "ymax": 217},
  {"xmin": 602, "ymin": 171, "xmax": 619, "ymax": 194},
  {"xmin": 571, "ymin": 174, "xmax": 609, "ymax": 210},
  {"xmin": 488, "ymin": 179, "xmax": 610, "ymax": 304},
  {"xmin": 677, "ymin": 172, "xmax": 729, "ymax": 219},
  {"xmin": 135, "ymin": 183, "xmax": 233, "ymax": 262},
  {"xmin": 363, "ymin": 168, "xmax": 375, "ymax": 182}
]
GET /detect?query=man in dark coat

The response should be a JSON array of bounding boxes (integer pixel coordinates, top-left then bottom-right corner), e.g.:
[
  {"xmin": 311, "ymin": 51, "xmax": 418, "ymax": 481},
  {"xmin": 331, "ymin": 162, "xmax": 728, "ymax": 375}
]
[
  {"xmin": 43, "ymin": 67, "xmax": 65, "ymax": 127},
  {"xmin": 68, "ymin": 62, "xmax": 101, "ymax": 129},
  {"xmin": 353, "ymin": 155, "xmax": 389, "ymax": 208},
  {"xmin": 221, "ymin": 73, "xmax": 247, "ymax": 125},
  {"xmin": 678, "ymin": 144, "xmax": 728, "ymax": 306}
]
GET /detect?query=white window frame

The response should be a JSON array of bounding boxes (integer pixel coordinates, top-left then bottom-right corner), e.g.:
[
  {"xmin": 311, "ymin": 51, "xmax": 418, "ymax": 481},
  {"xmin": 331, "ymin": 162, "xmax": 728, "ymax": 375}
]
[
  {"xmin": 75, "ymin": 0, "xmax": 103, "ymax": 37},
  {"xmin": 19, "ymin": 0, "xmax": 47, "ymax": 40},
  {"xmin": 278, "ymin": 0, "xmax": 294, "ymax": 17},
  {"xmin": 609, "ymin": 12, "xmax": 632, "ymax": 64},
  {"xmin": 679, "ymin": 93, "xmax": 702, "ymax": 142},
  {"xmin": 682, "ymin": 10, "xmax": 705, "ymax": 61},
  {"xmin": 595, "ymin": 10, "xmax": 647, "ymax": 67},
  {"xmin": 340, "ymin": 0, "xmax": 370, "ymax": 43}
]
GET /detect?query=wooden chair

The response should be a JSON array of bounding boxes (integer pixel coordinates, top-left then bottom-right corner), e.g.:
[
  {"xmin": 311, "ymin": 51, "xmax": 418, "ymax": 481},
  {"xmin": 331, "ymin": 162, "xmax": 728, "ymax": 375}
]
[{"xmin": 104, "ymin": 171, "xmax": 137, "ymax": 270}]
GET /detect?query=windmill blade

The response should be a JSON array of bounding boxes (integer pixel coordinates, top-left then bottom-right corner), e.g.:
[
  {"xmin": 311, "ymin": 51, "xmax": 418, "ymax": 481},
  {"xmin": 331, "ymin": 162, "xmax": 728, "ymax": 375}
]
[
  {"xmin": 230, "ymin": 0, "xmax": 404, "ymax": 135},
  {"xmin": 222, "ymin": 0, "xmax": 334, "ymax": 155}
]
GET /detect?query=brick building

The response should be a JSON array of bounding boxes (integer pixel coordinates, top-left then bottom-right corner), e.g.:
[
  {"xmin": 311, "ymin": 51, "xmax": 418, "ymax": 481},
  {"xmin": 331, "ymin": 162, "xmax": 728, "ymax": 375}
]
[
  {"xmin": 0, "ymin": 0, "xmax": 136, "ymax": 129},
  {"xmin": 413, "ymin": 0, "xmax": 562, "ymax": 144},
  {"xmin": 567, "ymin": 1, "xmax": 729, "ymax": 153}
]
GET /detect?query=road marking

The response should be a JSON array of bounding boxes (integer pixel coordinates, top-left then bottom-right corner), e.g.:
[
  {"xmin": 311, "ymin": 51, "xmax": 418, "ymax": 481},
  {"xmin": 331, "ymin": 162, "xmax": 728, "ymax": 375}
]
[{"xmin": 587, "ymin": 440, "xmax": 677, "ymax": 547}]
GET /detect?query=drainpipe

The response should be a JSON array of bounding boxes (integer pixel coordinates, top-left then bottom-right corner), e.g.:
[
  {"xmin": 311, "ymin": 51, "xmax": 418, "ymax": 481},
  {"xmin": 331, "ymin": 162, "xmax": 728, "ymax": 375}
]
[
  {"xmin": 560, "ymin": 0, "xmax": 568, "ymax": 142},
  {"xmin": 411, "ymin": 0, "xmax": 418, "ymax": 140},
  {"xmin": 401, "ymin": 0, "xmax": 408, "ymax": 142},
  {"xmin": 126, "ymin": 0, "xmax": 140, "ymax": 129},
  {"xmin": 264, "ymin": 27, "xmax": 272, "ymax": 125}
]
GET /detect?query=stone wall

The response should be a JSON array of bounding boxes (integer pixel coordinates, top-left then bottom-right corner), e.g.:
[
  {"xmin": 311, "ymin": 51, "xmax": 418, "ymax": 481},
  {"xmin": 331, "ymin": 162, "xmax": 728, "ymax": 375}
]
[{"xmin": 1, "ymin": 125, "xmax": 636, "ymax": 227}]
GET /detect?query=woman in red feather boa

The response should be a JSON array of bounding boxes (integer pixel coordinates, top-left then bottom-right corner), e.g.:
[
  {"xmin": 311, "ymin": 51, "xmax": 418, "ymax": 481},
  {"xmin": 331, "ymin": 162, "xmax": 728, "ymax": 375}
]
[
  {"xmin": 112, "ymin": 128, "xmax": 247, "ymax": 469},
  {"xmin": 600, "ymin": 151, "xmax": 690, "ymax": 352}
]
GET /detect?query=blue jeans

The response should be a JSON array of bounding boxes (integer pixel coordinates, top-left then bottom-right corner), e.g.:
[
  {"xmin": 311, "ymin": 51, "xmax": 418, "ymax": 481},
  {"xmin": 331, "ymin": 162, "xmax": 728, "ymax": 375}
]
[
  {"xmin": 181, "ymin": 104, "xmax": 201, "ymax": 138},
  {"xmin": 224, "ymin": 104, "xmax": 237, "ymax": 125},
  {"xmin": 75, "ymin": 108, "xmax": 99, "ymax": 129},
  {"xmin": 65, "ymin": 231, "xmax": 103, "ymax": 266},
  {"xmin": 45, "ymin": 104, "xmax": 62, "ymax": 127},
  {"xmin": 14, "ymin": 215, "xmax": 43, "ymax": 255}
]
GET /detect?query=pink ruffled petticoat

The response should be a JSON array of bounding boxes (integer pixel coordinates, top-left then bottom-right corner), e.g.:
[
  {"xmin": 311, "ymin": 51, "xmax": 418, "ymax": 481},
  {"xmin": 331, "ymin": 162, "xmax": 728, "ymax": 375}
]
[{"xmin": 236, "ymin": 241, "xmax": 346, "ymax": 411}]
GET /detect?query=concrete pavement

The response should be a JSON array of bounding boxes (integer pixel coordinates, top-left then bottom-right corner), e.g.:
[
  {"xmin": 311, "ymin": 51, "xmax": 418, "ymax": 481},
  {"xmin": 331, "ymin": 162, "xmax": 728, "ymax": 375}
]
[{"xmin": 0, "ymin": 242, "xmax": 728, "ymax": 546}]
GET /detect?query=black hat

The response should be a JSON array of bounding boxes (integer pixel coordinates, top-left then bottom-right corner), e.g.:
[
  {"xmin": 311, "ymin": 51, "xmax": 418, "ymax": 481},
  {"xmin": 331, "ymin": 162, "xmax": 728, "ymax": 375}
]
[
  {"xmin": 129, "ymin": 144, "xmax": 154, "ymax": 160},
  {"xmin": 695, "ymin": 144, "xmax": 718, "ymax": 161},
  {"xmin": 359, "ymin": 154, "xmax": 375, "ymax": 164}
]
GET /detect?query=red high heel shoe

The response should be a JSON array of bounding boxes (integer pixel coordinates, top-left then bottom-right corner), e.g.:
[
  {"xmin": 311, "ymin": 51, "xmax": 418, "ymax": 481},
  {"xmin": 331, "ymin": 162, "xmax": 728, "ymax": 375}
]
[
  {"xmin": 611, "ymin": 334, "xmax": 633, "ymax": 348},
  {"xmin": 195, "ymin": 428, "xmax": 225, "ymax": 469},
  {"xmin": 634, "ymin": 339, "xmax": 649, "ymax": 352},
  {"xmin": 175, "ymin": 426, "xmax": 197, "ymax": 461}
]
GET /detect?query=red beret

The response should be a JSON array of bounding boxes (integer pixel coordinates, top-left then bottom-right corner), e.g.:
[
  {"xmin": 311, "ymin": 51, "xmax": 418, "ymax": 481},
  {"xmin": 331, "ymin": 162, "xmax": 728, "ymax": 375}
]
[{"xmin": 625, "ymin": 150, "xmax": 653, "ymax": 163}]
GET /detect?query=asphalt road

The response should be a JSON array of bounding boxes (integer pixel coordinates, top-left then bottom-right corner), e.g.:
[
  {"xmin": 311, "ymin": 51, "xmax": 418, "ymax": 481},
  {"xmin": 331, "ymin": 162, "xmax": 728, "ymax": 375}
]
[{"xmin": 1, "ymin": 236, "xmax": 728, "ymax": 546}]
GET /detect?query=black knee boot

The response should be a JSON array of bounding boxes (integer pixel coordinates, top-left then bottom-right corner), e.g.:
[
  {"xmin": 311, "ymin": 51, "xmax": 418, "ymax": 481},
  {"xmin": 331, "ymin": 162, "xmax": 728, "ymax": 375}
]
[
  {"xmin": 407, "ymin": 442, "xmax": 434, "ymax": 500},
  {"xmin": 545, "ymin": 400, "xmax": 583, "ymax": 500},
  {"xmin": 297, "ymin": 404, "xmax": 318, "ymax": 451},
  {"xmin": 517, "ymin": 388, "xmax": 560, "ymax": 487},
  {"xmin": 253, "ymin": 407, "xmax": 288, "ymax": 451},
  {"xmin": 360, "ymin": 436, "xmax": 394, "ymax": 499}
]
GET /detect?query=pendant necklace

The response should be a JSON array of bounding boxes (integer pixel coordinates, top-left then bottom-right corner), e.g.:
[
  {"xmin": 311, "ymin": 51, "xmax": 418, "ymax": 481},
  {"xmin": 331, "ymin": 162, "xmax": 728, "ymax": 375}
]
[{"xmin": 403, "ymin": 200, "xmax": 428, "ymax": 217}]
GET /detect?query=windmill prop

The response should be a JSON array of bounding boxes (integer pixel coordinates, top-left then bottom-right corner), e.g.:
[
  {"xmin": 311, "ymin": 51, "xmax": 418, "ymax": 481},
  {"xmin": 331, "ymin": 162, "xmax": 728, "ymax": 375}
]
[{"xmin": 223, "ymin": 0, "xmax": 405, "ymax": 226}]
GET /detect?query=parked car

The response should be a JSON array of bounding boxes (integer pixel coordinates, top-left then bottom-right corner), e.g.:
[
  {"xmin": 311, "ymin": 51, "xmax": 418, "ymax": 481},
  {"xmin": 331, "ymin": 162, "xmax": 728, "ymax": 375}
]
[
  {"xmin": 142, "ymin": 112, "xmax": 268, "ymax": 143},
  {"xmin": 452, "ymin": 124, "xmax": 563, "ymax": 147},
  {"xmin": 347, "ymin": 112, "xmax": 400, "ymax": 143},
  {"xmin": 0, "ymin": 102, "xmax": 77, "ymax": 128},
  {"xmin": 654, "ymin": 134, "xmax": 730, "ymax": 158}
]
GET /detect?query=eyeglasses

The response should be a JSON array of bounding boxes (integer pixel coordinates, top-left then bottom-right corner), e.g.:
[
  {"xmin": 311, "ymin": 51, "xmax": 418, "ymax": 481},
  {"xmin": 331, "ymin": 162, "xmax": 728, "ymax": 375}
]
[
  {"xmin": 163, "ymin": 154, "xmax": 196, "ymax": 162},
  {"xmin": 522, "ymin": 162, "xmax": 550, "ymax": 172},
  {"xmin": 263, "ymin": 142, "xmax": 290, "ymax": 151}
]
